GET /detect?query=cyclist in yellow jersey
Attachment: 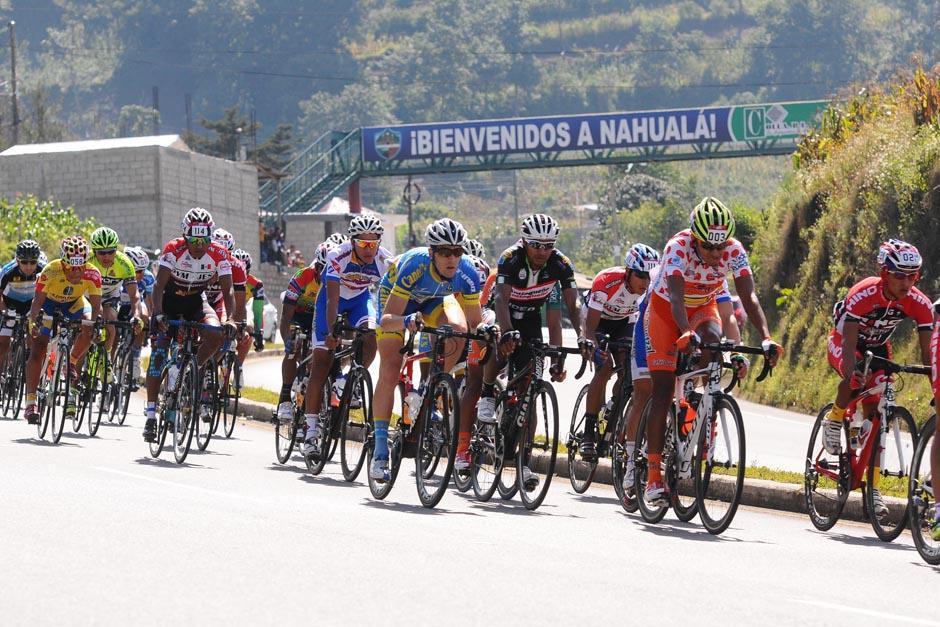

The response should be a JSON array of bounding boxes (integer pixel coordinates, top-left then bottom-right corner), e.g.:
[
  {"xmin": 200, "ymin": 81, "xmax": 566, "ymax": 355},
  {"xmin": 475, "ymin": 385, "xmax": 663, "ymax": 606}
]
[
  {"xmin": 24, "ymin": 236, "xmax": 102, "ymax": 424},
  {"xmin": 87, "ymin": 227, "xmax": 139, "ymax": 355}
]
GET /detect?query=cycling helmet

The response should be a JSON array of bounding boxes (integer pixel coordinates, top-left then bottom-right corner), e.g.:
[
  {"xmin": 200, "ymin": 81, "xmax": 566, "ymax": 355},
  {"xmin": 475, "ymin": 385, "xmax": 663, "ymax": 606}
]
[
  {"xmin": 425, "ymin": 218, "xmax": 468, "ymax": 247},
  {"xmin": 348, "ymin": 214, "xmax": 384, "ymax": 237},
  {"xmin": 60, "ymin": 236, "xmax": 90, "ymax": 266},
  {"xmin": 878, "ymin": 239, "xmax": 922, "ymax": 273},
  {"xmin": 124, "ymin": 246, "xmax": 151, "ymax": 271},
  {"xmin": 521, "ymin": 213, "xmax": 559, "ymax": 243},
  {"xmin": 15, "ymin": 239, "xmax": 41, "ymax": 261},
  {"xmin": 232, "ymin": 248, "xmax": 252, "ymax": 272},
  {"xmin": 90, "ymin": 227, "xmax": 120, "ymax": 251},
  {"xmin": 624, "ymin": 243, "xmax": 660, "ymax": 273},
  {"xmin": 212, "ymin": 228, "xmax": 236, "ymax": 251},
  {"xmin": 182, "ymin": 207, "xmax": 214, "ymax": 237},
  {"xmin": 463, "ymin": 238, "xmax": 486, "ymax": 260},
  {"xmin": 38, "ymin": 251, "xmax": 48, "ymax": 267},
  {"xmin": 315, "ymin": 242, "xmax": 339, "ymax": 267},
  {"xmin": 326, "ymin": 233, "xmax": 349, "ymax": 246},
  {"xmin": 690, "ymin": 197, "xmax": 735, "ymax": 243}
]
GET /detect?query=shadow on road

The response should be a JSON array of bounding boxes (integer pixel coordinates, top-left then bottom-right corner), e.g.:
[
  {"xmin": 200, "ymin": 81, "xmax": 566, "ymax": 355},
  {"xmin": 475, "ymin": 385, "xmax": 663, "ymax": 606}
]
[
  {"xmin": 133, "ymin": 456, "xmax": 210, "ymax": 470},
  {"xmin": 300, "ymin": 474, "xmax": 361, "ymax": 489},
  {"xmin": 192, "ymin": 449, "xmax": 233, "ymax": 457},
  {"xmin": 361, "ymin": 498, "xmax": 482, "ymax": 517},
  {"xmin": 631, "ymin": 517, "xmax": 770, "ymax": 544},
  {"xmin": 571, "ymin": 492, "xmax": 621, "ymax": 506},
  {"xmin": 820, "ymin": 531, "xmax": 915, "ymax": 553},
  {"xmin": 450, "ymin": 491, "xmax": 583, "ymax": 518},
  {"xmin": 12, "ymin": 437, "xmax": 79, "ymax": 447}
]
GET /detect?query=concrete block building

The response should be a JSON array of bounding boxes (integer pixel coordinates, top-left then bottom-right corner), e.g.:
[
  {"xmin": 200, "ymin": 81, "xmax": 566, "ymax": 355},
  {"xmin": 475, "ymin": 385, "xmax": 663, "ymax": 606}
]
[{"xmin": 0, "ymin": 135, "xmax": 259, "ymax": 262}]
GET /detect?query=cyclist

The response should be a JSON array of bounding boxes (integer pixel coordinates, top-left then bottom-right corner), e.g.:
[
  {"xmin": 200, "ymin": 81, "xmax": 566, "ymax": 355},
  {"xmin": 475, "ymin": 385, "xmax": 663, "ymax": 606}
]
[
  {"xmin": 87, "ymin": 227, "xmax": 139, "ymax": 356},
  {"xmin": 929, "ymin": 297, "xmax": 940, "ymax": 539},
  {"xmin": 0, "ymin": 240, "xmax": 45, "ymax": 370},
  {"xmin": 821, "ymin": 239, "xmax": 932, "ymax": 517},
  {"xmin": 476, "ymin": 213, "xmax": 593, "ymax": 491},
  {"xmin": 326, "ymin": 233, "xmax": 349, "ymax": 247},
  {"xmin": 371, "ymin": 218, "xmax": 484, "ymax": 482},
  {"xmin": 577, "ymin": 243, "xmax": 659, "ymax": 462},
  {"xmin": 121, "ymin": 246, "xmax": 154, "ymax": 382},
  {"xmin": 303, "ymin": 215, "xmax": 391, "ymax": 457},
  {"xmin": 643, "ymin": 197, "xmax": 782, "ymax": 506},
  {"xmin": 232, "ymin": 248, "xmax": 266, "ymax": 371},
  {"xmin": 24, "ymin": 236, "xmax": 102, "ymax": 424},
  {"xmin": 276, "ymin": 241, "xmax": 337, "ymax": 423},
  {"xmin": 143, "ymin": 208, "xmax": 236, "ymax": 442}
]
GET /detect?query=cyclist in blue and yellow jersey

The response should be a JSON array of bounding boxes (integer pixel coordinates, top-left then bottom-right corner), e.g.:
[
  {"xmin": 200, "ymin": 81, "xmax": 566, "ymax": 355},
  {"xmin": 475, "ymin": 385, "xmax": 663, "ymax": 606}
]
[
  {"xmin": 0, "ymin": 240, "xmax": 46, "ymax": 372},
  {"xmin": 122, "ymin": 246, "xmax": 155, "ymax": 382},
  {"xmin": 370, "ymin": 218, "xmax": 487, "ymax": 482},
  {"xmin": 87, "ymin": 227, "xmax": 139, "ymax": 356},
  {"xmin": 304, "ymin": 215, "xmax": 392, "ymax": 457},
  {"xmin": 24, "ymin": 236, "xmax": 102, "ymax": 424}
]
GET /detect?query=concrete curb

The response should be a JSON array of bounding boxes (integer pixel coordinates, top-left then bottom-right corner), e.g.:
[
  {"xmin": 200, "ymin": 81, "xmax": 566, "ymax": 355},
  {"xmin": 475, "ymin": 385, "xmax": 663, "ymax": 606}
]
[{"xmin": 231, "ymin": 396, "xmax": 896, "ymax": 525}]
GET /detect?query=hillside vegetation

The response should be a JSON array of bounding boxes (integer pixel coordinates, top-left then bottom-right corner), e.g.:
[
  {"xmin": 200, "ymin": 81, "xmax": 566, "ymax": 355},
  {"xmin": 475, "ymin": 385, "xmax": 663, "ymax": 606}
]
[{"xmin": 743, "ymin": 67, "xmax": 940, "ymax": 421}]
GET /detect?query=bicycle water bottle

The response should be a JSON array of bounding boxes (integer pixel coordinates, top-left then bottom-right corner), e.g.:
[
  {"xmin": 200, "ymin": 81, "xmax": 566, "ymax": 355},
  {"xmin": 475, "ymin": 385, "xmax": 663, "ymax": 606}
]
[
  {"xmin": 678, "ymin": 398, "xmax": 697, "ymax": 438},
  {"xmin": 167, "ymin": 363, "xmax": 180, "ymax": 390},
  {"xmin": 403, "ymin": 390, "xmax": 421, "ymax": 425},
  {"xmin": 858, "ymin": 417, "xmax": 873, "ymax": 450},
  {"xmin": 848, "ymin": 411, "xmax": 864, "ymax": 449},
  {"xmin": 331, "ymin": 374, "xmax": 346, "ymax": 408}
]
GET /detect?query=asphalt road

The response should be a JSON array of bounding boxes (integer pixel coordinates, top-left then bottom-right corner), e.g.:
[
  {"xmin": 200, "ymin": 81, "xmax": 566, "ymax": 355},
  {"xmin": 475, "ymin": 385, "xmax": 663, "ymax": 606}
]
[{"xmin": 2, "ymin": 396, "xmax": 938, "ymax": 626}]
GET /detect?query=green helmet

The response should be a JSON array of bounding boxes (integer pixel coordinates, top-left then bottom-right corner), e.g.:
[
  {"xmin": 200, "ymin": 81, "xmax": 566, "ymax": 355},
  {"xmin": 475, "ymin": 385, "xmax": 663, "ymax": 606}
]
[
  {"xmin": 690, "ymin": 197, "xmax": 735, "ymax": 244},
  {"xmin": 90, "ymin": 227, "xmax": 120, "ymax": 251}
]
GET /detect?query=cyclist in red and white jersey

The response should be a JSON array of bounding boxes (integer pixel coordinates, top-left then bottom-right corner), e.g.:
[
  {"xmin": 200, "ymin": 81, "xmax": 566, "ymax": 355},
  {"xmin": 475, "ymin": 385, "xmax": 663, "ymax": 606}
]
[
  {"xmin": 143, "ymin": 208, "xmax": 237, "ymax": 442},
  {"xmin": 821, "ymin": 239, "xmax": 932, "ymax": 517}
]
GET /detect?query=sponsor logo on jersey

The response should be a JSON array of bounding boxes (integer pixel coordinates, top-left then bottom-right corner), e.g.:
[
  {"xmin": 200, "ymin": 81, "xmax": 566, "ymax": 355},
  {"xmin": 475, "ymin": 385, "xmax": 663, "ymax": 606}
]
[{"xmin": 846, "ymin": 285, "xmax": 878, "ymax": 309}]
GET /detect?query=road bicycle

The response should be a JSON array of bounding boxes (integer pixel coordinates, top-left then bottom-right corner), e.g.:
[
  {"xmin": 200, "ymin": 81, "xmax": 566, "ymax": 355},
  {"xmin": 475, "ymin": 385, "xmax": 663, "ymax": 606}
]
[
  {"xmin": 634, "ymin": 341, "xmax": 775, "ymax": 535},
  {"xmin": 274, "ymin": 327, "xmax": 312, "ymax": 464},
  {"xmin": 909, "ymin": 413, "xmax": 940, "ymax": 564},
  {"xmin": 469, "ymin": 336, "xmax": 587, "ymax": 511},
  {"xmin": 0, "ymin": 312, "xmax": 29, "ymax": 420},
  {"xmin": 213, "ymin": 322, "xmax": 246, "ymax": 440},
  {"xmin": 805, "ymin": 352, "xmax": 924, "ymax": 541},
  {"xmin": 76, "ymin": 319, "xmax": 135, "ymax": 437},
  {"xmin": 35, "ymin": 314, "xmax": 97, "ymax": 444}
]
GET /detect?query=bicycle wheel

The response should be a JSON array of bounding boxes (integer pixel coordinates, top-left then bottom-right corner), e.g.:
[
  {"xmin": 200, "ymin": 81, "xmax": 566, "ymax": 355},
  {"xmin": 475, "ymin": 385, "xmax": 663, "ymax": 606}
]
[
  {"xmin": 150, "ymin": 369, "xmax": 170, "ymax": 458},
  {"xmin": 909, "ymin": 415, "xmax": 940, "ymax": 565},
  {"xmin": 221, "ymin": 355, "xmax": 240, "ymax": 438},
  {"xmin": 195, "ymin": 361, "xmax": 217, "ymax": 452},
  {"xmin": 804, "ymin": 403, "xmax": 852, "ymax": 531},
  {"xmin": 666, "ymin": 401, "xmax": 698, "ymax": 523},
  {"xmin": 634, "ymin": 399, "xmax": 668, "ymax": 524},
  {"xmin": 340, "ymin": 368, "xmax": 372, "ymax": 482},
  {"xmin": 567, "ymin": 384, "xmax": 598, "ymax": 494},
  {"xmin": 113, "ymin": 350, "xmax": 133, "ymax": 426},
  {"xmin": 173, "ymin": 359, "xmax": 199, "ymax": 464},
  {"xmin": 87, "ymin": 348, "xmax": 108, "ymax": 437},
  {"xmin": 8, "ymin": 344, "xmax": 26, "ymax": 420},
  {"xmin": 304, "ymin": 380, "xmax": 332, "ymax": 475},
  {"xmin": 866, "ymin": 406, "xmax": 916, "ymax": 542},
  {"xmin": 415, "ymin": 374, "xmax": 458, "ymax": 508},
  {"xmin": 275, "ymin": 383, "xmax": 299, "ymax": 464},
  {"xmin": 49, "ymin": 351, "xmax": 70, "ymax": 444},
  {"xmin": 367, "ymin": 428, "xmax": 403, "ymax": 500},
  {"xmin": 611, "ymin": 400, "xmax": 638, "ymax": 513},
  {"xmin": 516, "ymin": 380, "xmax": 558, "ymax": 511},
  {"xmin": 71, "ymin": 352, "xmax": 89, "ymax": 433},
  {"xmin": 693, "ymin": 394, "xmax": 745, "ymax": 535}
]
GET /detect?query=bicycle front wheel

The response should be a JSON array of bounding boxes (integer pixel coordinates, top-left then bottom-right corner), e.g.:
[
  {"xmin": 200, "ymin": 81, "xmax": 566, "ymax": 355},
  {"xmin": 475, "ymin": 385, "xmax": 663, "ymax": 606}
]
[
  {"xmin": 693, "ymin": 394, "xmax": 745, "ymax": 535},
  {"xmin": 340, "ymin": 368, "xmax": 372, "ymax": 482},
  {"xmin": 173, "ymin": 360, "xmax": 199, "ymax": 464},
  {"xmin": 49, "ymin": 351, "xmax": 70, "ymax": 444},
  {"xmin": 634, "ymin": 399, "xmax": 668, "ymax": 524},
  {"xmin": 517, "ymin": 380, "xmax": 559, "ymax": 511},
  {"xmin": 910, "ymin": 415, "xmax": 940, "ymax": 565},
  {"xmin": 88, "ymin": 348, "xmax": 109, "ymax": 437},
  {"xmin": 567, "ymin": 384, "xmax": 597, "ymax": 494},
  {"xmin": 416, "ymin": 374, "xmax": 459, "ymax": 508},
  {"xmin": 195, "ymin": 361, "xmax": 217, "ymax": 452},
  {"xmin": 221, "ymin": 355, "xmax": 240, "ymax": 438},
  {"xmin": 304, "ymin": 380, "xmax": 332, "ymax": 476},
  {"xmin": 611, "ymin": 399, "xmax": 637, "ymax": 513},
  {"xmin": 804, "ymin": 403, "xmax": 852, "ymax": 531},
  {"xmin": 150, "ymin": 369, "xmax": 170, "ymax": 458},
  {"xmin": 867, "ymin": 406, "xmax": 917, "ymax": 542}
]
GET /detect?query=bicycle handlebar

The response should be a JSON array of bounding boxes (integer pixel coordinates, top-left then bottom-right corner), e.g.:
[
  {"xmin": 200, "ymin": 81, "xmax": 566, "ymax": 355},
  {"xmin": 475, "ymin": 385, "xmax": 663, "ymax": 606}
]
[
  {"xmin": 522, "ymin": 337, "xmax": 590, "ymax": 380},
  {"xmin": 864, "ymin": 352, "xmax": 931, "ymax": 377},
  {"xmin": 698, "ymin": 341, "xmax": 777, "ymax": 383}
]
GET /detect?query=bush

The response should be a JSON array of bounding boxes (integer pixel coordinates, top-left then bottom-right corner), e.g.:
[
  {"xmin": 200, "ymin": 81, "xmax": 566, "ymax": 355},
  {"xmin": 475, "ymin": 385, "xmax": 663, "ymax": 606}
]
[{"xmin": 0, "ymin": 195, "xmax": 100, "ymax": 261}]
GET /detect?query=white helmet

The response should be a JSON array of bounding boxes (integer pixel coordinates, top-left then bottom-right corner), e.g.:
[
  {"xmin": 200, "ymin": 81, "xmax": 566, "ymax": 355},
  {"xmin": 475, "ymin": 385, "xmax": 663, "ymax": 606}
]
[
  {"xmin": 315, "ymin": 241, "xmax": 339, "ymax": 266},
  {"xmin": 124, "ymin": 246, "xmax": 151, "ymax": 271},
  {"xmin": 348, "ymin": 214, "xmax": 384, "ymax": 237},
  {"xmin": 521, "ymin": 213, "xmax": 559, "ymax": 243},
  {"xmin": 326, "ymin": 233, "xmax": 349, "ymax": 246},
  {"xmin": 212, "ymin": 228, "xmax": 235, "ymax": 251},
  {"xmin": 425, "ymin": 218, "xmax": 468, "ymax": 247},
  {"xmin": 463, "ymin": 238, "xmax": 486, "ymax": 260}
]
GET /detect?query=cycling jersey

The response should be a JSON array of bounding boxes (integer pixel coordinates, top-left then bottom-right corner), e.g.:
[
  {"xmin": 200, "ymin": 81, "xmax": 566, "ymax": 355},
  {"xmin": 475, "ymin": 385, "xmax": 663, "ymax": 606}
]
[
  {"xmin": 495, "ymin": 241, "xmax": 577, "ymax": 318},
  {"xmin": 283, "ymin": 264, "xmax": 322, "ymax": 315},
  {"xmin": 158, "ymin": 238, "xmax": 231, "ymax": 296},
  {"xmin": 587, "ymin": 267, "xmax": 642, "ymax": 321},
  {"xmin": 246, "ymin": 273, "xmax": 264, "ymax": 300},
  {"xmin": 468, "ymin": 255, "xmax": 490, "ymax": 287},
  {"xmin": 383, "ymin": 247, "xmax": 480, "ymax": 307},
  {"xmin": 205, "ymin": 253, "xmax": 247, "ymax": 305},
  {"xmin": 36, "ymin": 260, "xmax": 102, "ymax": 304},
  {"xmin": 1, "ymin": 259, "xmax": 45, "ymax": 311},
  {"xmin": 88, "ymin": 251, "xmax": 137, "ymax": 303},
  {"xmin": 831, "ymin": 276, "xmax": 933, "ymax": 346},
  {"xmin": 651, "ymin": 230, "xmax": 751, "ymax": 307},
  {"xmin": 121, "ymin": 269, "xmax": 154, "ymax": 306},
  {"xmin": 325, "ymin": 241, "xmax": 392, "ymax": 299}
]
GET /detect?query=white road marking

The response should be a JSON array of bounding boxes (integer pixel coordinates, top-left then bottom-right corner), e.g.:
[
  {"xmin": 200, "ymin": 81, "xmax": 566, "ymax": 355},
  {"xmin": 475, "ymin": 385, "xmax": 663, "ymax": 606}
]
[
  {"xmin": 791, "ymin": 598, "xmax": 940, "ymax": 625},
  {"xmin": 93, "ymin": 466, "xmax": 265, "ymax": 503}
]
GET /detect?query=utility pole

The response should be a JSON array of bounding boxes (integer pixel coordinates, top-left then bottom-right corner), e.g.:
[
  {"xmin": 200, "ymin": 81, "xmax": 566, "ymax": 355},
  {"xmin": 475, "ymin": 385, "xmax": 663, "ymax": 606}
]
[
  {"xmin": 9, "ymin": 21, "xmax": 19, "ymax": 145},
  {"xmin": 151, "ymin": 86, "xmax": 160, "ymax": 135},
  {"xmin": 403, "ymin": 176, "xmax": 421, "ymax": 248},
  {"xmin": 184, "ymin": 93, "xmax": 193, "ymax": 138}
]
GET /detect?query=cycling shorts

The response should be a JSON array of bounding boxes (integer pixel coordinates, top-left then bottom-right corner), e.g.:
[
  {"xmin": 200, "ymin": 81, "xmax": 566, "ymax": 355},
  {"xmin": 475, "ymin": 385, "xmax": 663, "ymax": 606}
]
[
  {"xmin": 160, "ymin": 292, "xmax": 217, "ymax": 325},
  {"xmin": 290, "ymin": 311, "xmax": 313, "ymax": 332},
  {"xmin": 827, "ymin": 329, "xmax": 892, "ymax": 401},
  {"xmin": 1, "ymin": 299, "xmax": 30, "ymax": 338},
  {"xmin": 592, "ymin": 318, "xmax": 632, "ymax": 369},
  {"xmin": 376, "ymin": 288, "xmax": 464, "ymax": 343},
  {"xmin": 314, "ymin": 289, "xmax": 374, "ymax": 348},
  {"xmin": 102, "ymin": 294, "xmax": 122, "ymax": 309},
  {"xmin": 40, "ymin": 298, "xmax": 90, "ymax": 337},
  {"xmin": 631, "ymin": 299, "xmax": 649, "ymax": 380},
  {"xmin": 645, "ymin": 295, "xmax": 720, "ymax": 372}
]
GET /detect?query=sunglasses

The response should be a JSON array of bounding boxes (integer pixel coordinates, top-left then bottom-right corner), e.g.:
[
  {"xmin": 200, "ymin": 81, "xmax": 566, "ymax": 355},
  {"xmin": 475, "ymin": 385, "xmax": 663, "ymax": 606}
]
[
  {"xmin": 95, "ymin": 249, "xmax": 117, "ymax": 255},
  {"xmin": 525, "ymin": 240, "xmax": 555, "ymax": 250},
  {"xmin": 433, "ymin": 246, "xmax": 464, "ymax": 258},
  {"xmin": 633, "ymin": 270, "xmax": 650, "ymax": 280},
  {"xmin": 699, "ymin": 240, "xmax": 728, "ymax": 252},
  {"xmin": 186, "ymin": 236, "xmax": 211, "ymax": 246},
  {"xmin": 353, "ymin": 238, "xmax": 380, "ymax": 250},
  {"xmin": 887, "ymin": 270, "xmax": 918, "ymax": 281},
  {"xmin": 18, "ymin": 259, "xmax": 38, "ymax": 265}
]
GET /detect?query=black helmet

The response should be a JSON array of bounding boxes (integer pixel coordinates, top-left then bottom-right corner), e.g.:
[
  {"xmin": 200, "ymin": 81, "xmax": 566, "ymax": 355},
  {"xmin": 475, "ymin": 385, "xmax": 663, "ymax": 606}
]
[{"xmin": 16, "ymin": 239, "xmax": 41, "ymax": 261}]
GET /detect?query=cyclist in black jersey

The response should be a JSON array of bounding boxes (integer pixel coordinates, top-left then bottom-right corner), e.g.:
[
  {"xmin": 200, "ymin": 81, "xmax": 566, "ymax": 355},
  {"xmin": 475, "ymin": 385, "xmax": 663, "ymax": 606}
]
[{"xmin": 477, "ymin": 213, "xmax": 592, "ymax": 490}]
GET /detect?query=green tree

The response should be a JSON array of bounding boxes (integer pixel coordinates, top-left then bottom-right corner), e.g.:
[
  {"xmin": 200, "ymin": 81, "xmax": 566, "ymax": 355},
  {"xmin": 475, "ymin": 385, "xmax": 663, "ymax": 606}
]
[
  {"xmin": 19, "ymin": 86, "xmax": 68, "ymax": 144},
  {"xmin": 0, "ymin": 195, "xmax": 99, "ymax": 260},
  {"xmin": 251, "ymin": 123, "xmax": 294, "ymax": 171},
  {"xmin": 117, "ymin": 104, "xmax": 158, "ymax": 137},
  {"xmin": 186, "ymin": 106, "xmax": 256, "ymax": 161}
]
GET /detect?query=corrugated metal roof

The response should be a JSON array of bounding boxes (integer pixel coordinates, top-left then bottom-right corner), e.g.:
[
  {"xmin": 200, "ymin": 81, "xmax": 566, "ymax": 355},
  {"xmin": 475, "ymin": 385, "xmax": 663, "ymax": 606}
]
[{"xmin": 0, "ymin": 134, "xmax": 190, "ymax": 156}]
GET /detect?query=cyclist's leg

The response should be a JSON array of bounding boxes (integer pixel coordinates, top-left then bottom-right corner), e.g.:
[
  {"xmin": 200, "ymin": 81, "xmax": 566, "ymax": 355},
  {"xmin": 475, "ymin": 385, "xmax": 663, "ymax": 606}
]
[
  {"xmin": 194, "ymin": 299, "xmax": 222, "ymax": 368},
  {"xmin": 457, "ymin": 308, "xmax": 496, "ymax": 462},
  {"xmin": 68, "ymin": 298, "xmax": 93, "ymax": 365},
  {"xmin": 101, "ymin": 299, "xmax": 119, "ymax": 353},
  {"xmin": 930, "ymin": 324, "xmax": 940, "ymax": 536},
  {"xmin": 644, "ymin": 296, "xmax": 683, "ymax": 496},
  {"xmin": 426, "ymin": 295, "xmax": 468, "ymax": 373},
  {"xmin": 348, "ymin": 290, "xmax": 378, "ymax": 368}
]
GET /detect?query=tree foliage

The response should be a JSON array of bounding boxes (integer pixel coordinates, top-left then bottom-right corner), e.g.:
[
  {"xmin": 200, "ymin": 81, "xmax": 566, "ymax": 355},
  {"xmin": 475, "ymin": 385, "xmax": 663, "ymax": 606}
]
[{"xmin": 0, "ymin": 195, "xmax": 100, "ymax": 261}]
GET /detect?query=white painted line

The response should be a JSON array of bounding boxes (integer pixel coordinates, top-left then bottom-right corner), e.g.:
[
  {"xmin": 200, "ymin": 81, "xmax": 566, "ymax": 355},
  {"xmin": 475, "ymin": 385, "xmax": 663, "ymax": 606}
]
[
  {"xmin": 790, "ymin": 598, "xmax": 940, "ymax": 626},
  {"xmin": 93, "ymin": 466, "xmax": 264, "ymax": 504}
]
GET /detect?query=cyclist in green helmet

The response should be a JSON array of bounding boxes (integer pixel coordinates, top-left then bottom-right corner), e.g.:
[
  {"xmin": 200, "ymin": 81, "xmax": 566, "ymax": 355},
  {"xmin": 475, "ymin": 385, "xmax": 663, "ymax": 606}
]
[{"xmin": 88, "ymin": 227, "xmax": 139, "ymax": 357}]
